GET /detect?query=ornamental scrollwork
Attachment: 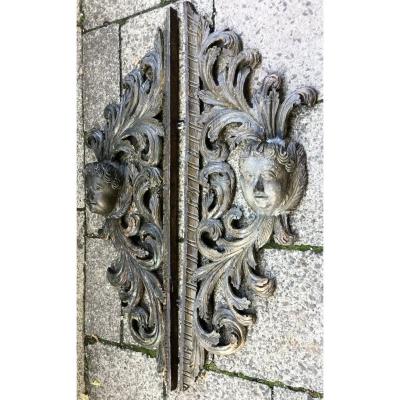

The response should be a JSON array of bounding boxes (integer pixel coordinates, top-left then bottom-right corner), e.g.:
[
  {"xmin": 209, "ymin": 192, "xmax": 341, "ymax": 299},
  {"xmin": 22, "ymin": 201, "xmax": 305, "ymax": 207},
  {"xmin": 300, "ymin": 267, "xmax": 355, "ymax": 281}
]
[
  {"xmin": 191, "ymin": 18, "xmax": 318, "ymax": 363},
  {"xmin": 84, "ymin": 31, "xmax": 165, "ymax": 366}
]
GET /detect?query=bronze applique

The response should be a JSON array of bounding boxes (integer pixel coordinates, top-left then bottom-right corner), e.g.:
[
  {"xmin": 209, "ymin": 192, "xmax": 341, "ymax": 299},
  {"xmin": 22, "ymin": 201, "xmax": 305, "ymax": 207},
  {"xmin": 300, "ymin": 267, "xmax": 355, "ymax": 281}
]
[
  {"xmin": 179, "ymin": 2, "xmax": 318, "ymax": 387},
  {"xmin": 83, "ymin": 2, "xmax": 318, "ymax": 390},
  {"xmin": 84, "ymin": 31, "xmax": 165, "ymax": 362}
]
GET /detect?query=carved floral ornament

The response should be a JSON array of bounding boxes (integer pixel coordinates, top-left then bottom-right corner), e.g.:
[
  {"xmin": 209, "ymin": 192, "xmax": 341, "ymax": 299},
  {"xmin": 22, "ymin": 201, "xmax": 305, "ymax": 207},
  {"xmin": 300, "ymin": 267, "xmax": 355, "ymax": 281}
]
[
  {"xmin": 84, "ymin": 31, "xmax": 165, "ymax": 364},
  {"xmin": 83, "ymin": 2, "xmax": 318, "ymax": 391},
  {"xmin": 191, "ymin": 15, "xmax": 318, "ymax": 362}
]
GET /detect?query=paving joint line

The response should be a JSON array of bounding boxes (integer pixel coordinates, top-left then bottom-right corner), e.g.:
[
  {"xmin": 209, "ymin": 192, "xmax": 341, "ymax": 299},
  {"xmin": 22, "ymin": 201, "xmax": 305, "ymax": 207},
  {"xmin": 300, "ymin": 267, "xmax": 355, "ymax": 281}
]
[
  {"xmin": 81, "ymin": 1, "xmax": 179, "ymax": 34},
  {"xmin": 85, "ymin": 334, "xmax": 157, "ymax": 358},
  {"xmin": 204, "ymin": 362, "xmax": 323, "ymax": 398}
]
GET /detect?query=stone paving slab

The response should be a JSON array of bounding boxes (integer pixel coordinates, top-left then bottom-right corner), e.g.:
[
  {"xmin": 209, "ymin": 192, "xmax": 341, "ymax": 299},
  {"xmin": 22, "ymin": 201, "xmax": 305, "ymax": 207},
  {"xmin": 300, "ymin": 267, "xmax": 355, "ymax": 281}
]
[
  {"xmin": 82, "ymin": 24, "xmax": 120, "ymax": 234},
  {"xmin": 120, "ymin": 6, "xmax": 165, "ymax": 77},
  {"xmin": 86, "ymin": 342, "xmax": 163, "ymax": 400},
  {"xmin": 274, "ymin": 386, "xmax": 314, "ymax": 400},
  {"xmin": 169, "ymin": 371, "xmax": 271, "ymax": 400},
  {"xmin": 290, "ymin": 102, "xmax": 323, "ymax": 246},
  {"xmin": 215, "ymin": 0, "xmax": 323, "ymax": 97},
  {"xmin": 85, "ymin": 239, "xmax": 121, "ymax": 341},
  {"xmin": 77, "ymin": 27, "xmax": 85, "ymax": 209},
  {"xmin": 214, "ymin": 250, "xmax": 323, "ymax": 393},
  {"xmin": 82, "ymin": 24, "xmax": 120, "ymax": 133},
  {"xmin": 82, "ymin": 0, "xmax": 160, "ymax": 31},
  {"xmin": 85, "ymin": 209, "xmax": 106, "ymax": 236},
  {"xmin": 77, "ymin": 211, "xmax": 85, "ymax": 397}
]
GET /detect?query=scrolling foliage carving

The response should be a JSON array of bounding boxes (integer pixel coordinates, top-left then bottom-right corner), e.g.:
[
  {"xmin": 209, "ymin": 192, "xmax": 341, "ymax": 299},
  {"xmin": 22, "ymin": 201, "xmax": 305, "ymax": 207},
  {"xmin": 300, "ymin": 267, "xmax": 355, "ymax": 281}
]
[
  {"xmin": 84, "ymin": 32, "xmax": 165, "ymax": 365},
  {"xmin": 191, "ymin": 19, "xmax": 318, "ymax": 364}
]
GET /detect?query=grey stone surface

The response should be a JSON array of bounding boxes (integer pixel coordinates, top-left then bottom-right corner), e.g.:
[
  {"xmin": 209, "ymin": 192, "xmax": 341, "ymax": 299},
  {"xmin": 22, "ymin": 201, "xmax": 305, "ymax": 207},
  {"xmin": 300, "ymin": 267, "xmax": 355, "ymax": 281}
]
[
  {"xmin": 274, "ymin": 387, "xmax": 313, "ymax": 400},
  {"xmin": 77, "ymin": 27, "xmax": 85, "ymax": 209},
  {"xmin": 214, "ymin": 250, "xmax": 323, "ymax": 393},
  {"xmin": 86, "ymin": 208, "xmax": 106, "ymax": 236},
  {"xmin": 82, "ymin": 0, "xmax": 160, "ymax": 30},
  {"xmin": 214, "ymin": 0, "xmax": 323, "ymax": 97},
  {"xmin": 82, "ymin": 24, "xmax": 118, "ymax": 234},
  {"xmin": 121, "ymin": 6, "xmax": 165, "ymax": 77},
  {"xmin": 169, "ymin": 371, "xmax": 271, "ymax": 400},
  {"xmin": 86, "ymin": 342, "xmax": 163, "ymax": 400},
  {"xmin": 77, "ymin": 211, "xmax": 85, "ymax": 397},
  {"xmin": 82, "ymin": 24, "xmax": 120, "ymax": 133},
  {"xmin": 85, "ymin": 239, "xmax": 121, "ymax": 341},
  {"xmin": 80, "ymin": 1, "xmax": 323, "ymax": 398},
  {"xmin": 290, "ymin": 102, "xmax": 323, "ymax": 246}
]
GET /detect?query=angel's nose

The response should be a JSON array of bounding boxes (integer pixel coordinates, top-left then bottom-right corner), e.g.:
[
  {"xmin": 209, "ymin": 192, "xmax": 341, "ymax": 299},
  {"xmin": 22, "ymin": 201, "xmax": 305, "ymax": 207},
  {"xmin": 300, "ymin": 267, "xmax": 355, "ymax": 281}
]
[{"xmin": 255, "ymin": 175, "xmax": 264, "ymax": 192}]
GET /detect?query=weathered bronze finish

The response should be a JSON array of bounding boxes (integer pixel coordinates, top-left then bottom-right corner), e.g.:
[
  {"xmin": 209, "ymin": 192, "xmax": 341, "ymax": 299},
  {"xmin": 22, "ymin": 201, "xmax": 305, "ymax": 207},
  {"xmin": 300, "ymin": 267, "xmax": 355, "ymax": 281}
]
[
  {"xmin": 84, "ymin": 30, "xmax": 166, "ymax": 367},
  {"xmin": 162, "ymin": 7, "xmax": 180, "ymax": 390},
  {"xmin": 179, "ymin": 2, "xmax": 318, "ymax": 387},
  {"xmin": 83, "ymin": 2, "xmax": 319, "ymax": 390}
]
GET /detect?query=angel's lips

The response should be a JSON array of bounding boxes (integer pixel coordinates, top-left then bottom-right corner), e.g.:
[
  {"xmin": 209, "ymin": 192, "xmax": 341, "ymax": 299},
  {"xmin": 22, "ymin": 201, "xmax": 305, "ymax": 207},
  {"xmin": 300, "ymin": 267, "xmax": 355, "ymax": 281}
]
[{"xmin": 254, "ymin": 198, "xmax": 271, "ymax": 206}]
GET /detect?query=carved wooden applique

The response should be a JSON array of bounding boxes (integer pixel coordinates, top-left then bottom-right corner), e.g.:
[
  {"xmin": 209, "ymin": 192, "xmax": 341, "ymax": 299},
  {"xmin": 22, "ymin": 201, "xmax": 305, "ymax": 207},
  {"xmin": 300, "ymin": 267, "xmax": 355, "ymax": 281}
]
[{"xmin": 179, "ymin": 2, "xmax": 318, "ymax": 389}]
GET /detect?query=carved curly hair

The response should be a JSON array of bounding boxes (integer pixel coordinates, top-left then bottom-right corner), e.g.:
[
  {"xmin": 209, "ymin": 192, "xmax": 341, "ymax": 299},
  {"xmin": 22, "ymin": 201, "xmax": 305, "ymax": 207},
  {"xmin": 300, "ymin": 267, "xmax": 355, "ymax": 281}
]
[
  {"xmin": 84, "ymin": 161, "xmax": 123, "ymax": 191},
  {"xmin": 239, "ymin": 138, "xmax": 298, "ymax": 173}
]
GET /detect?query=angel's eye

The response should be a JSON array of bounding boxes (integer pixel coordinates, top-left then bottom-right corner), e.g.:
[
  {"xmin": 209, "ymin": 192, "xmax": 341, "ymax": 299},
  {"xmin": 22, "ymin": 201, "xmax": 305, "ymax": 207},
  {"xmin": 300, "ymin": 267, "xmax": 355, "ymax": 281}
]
[
  {"xmin": 262, "ymin": 171, "xmax": 276, "ymax": 180},
  {"xmin": 95, "ymin": 184, "xmax": 103, "ymax": 191}
]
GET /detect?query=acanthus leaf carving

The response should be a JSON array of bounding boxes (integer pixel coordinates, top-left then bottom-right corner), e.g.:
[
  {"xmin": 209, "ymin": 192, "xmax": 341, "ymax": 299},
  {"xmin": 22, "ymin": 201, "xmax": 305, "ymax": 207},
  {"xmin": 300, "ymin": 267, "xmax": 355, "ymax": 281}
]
[
  {"xmin": 188, "ymin": 12, "xmax": 318, "ymax": 378},
  {"xmin": 84, "ymin": 30, "xmax": 165, "ymax": 368}
]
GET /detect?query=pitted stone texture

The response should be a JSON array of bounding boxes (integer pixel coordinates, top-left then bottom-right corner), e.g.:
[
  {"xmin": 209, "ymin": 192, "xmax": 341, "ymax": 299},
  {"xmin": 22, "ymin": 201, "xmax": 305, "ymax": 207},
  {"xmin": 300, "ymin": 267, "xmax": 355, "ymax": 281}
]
[
  {"xmin": 169, "ymin": 371, "xmax": 271, "ymax": 400},
  {"xmin": 290, "ymin": 102, "xmax": 323, "ymax": 246},
  {"xmin": 82, "ymin": 24, "xmax": 120, "ymax": 132},
  {"xmin": 82, "ymin": 25, "xmax": 118, "ymax": 220},
  {"xmin": 82, "ymin": 0, "xmax": 160, "ymax": 30},
  {"xmin": 77, "ymin": 211, "xmax": 85, "ymax": 396},
  {"xmin": 86, "ymin": 342, "xmax": 163, "ymax": 400},
  {"xmin": 77, "ymin": 27, "xmax": 85, "ymax": 209},
  {"xmin": 121, "ymin": 7, "xmax": 164, "ymax": 78},
  {"xmin": 86, "ymin": 208, "xmax": 106, "ymax": 236},
  {"xmin": 85, "ymin": 239, "xmax": 121, "ymax": 341},
  {"xmin": 215, "ymin": 0, "xmax": 323, "ymax": 97},
  {"xmin": 214, "ymin": 250, "xmax": 323, "ymax": 392},
  {"xmin": 274, "ymin": 387, "xmax": 314, "ymax": 400}
]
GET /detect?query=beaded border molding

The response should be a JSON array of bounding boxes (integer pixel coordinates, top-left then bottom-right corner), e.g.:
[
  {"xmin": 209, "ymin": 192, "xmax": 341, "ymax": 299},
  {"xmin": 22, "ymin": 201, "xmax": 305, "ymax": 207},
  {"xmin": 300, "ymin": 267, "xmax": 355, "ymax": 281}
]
[{"xmin": 179, "ymin": 2, "xmax": 317, "ymax": 389}]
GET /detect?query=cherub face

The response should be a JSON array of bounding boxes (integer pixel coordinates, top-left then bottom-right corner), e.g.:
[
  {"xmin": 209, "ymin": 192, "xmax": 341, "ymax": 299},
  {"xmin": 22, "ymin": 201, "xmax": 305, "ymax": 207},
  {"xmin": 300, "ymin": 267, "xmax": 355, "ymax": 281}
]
[
  {"xmin": 85, "ymin": 174, "xmax": 120, "ymax": 216},
  {"xmin": 239, "ymin": 154, "xmax": 288, "ymax": 216}
]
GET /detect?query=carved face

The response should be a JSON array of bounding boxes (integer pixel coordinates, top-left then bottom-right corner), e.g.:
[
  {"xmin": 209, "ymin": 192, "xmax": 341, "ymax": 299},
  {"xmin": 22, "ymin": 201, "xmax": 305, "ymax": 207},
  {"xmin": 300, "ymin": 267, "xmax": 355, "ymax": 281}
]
[
  {"xmin": 239, "ymin": 154, "xmax": 289, "ymax": 216},
  {"xmin": 85, "ymin": 162, "xmax": 122, "ymax": 216}
]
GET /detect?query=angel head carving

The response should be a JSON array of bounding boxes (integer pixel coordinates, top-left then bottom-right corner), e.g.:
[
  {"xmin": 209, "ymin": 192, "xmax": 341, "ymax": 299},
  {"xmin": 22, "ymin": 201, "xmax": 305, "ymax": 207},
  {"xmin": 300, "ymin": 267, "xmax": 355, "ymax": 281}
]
[
  {"xmin": 83, "ymin": 30, "xmax": 164, "ymax": 220},
  {"xmin": 239, "ymin": 138, "xmax": 303, "ymax": 216},
  {"xmin": 84, "ymin": 161, "xmax": 124, "ymax": 215}
]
